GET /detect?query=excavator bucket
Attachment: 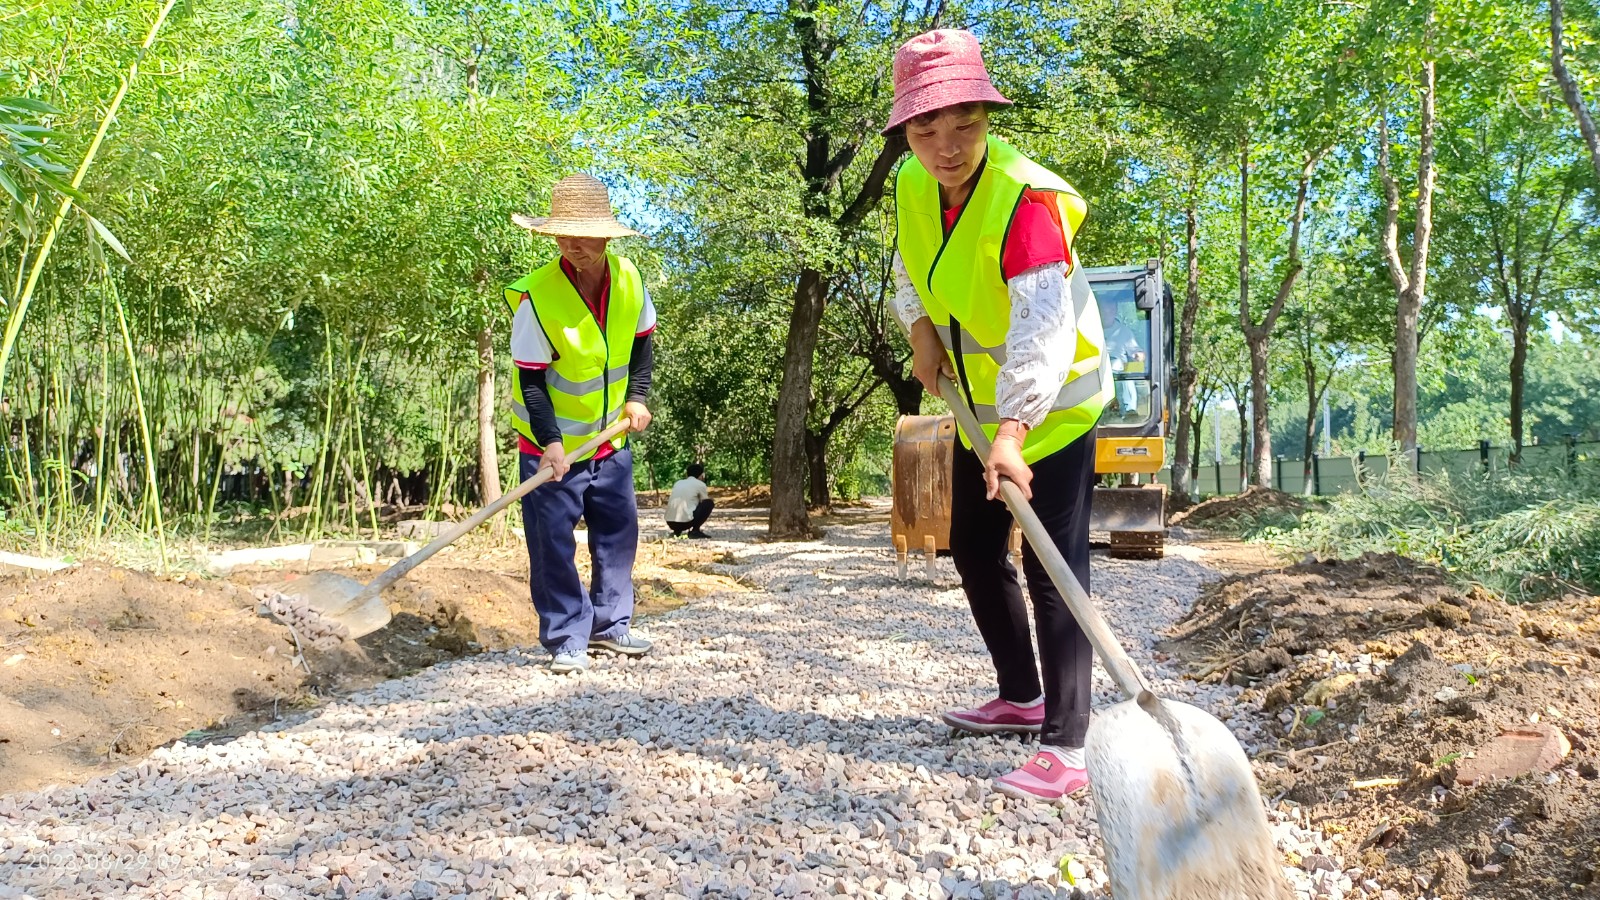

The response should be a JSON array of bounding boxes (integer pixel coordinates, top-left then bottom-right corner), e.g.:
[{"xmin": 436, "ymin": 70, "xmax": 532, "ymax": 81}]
[{"xmin": 1091, "ymin": 484, "xmax": 1167, "ymax": 558}]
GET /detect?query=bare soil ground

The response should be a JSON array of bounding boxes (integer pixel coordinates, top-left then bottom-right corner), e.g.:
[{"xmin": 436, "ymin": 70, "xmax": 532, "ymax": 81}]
[
  {"xmin": 1166, "ymin": 551, "xmax": 1600, "ymax": 899},
  {"xmin": 0, "ymin": 533, "xmax": 744, "ymax": 796}
]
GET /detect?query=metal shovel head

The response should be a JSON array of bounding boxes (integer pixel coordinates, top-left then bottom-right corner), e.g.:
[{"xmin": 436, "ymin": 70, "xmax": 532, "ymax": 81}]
[
  {"xmin": 281, "ymin": 571, "xmax": 393, "ymax": 640},
  {"xmin": 1085, "ymin": 696, "xmax": 1289, "ymax": 900}
]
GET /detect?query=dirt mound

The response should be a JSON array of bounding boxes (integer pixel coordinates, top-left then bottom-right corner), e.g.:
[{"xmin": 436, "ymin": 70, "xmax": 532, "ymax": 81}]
[
  {"xmin": 0, "ymin": 533, "xmax": 741, "ymax": 796},
  {"xmin": 1167, "ymin": 553, "xmax": 1600, "ymax": 899},
  {"xmin": 1169, "ymin": 485, "xmax": 1307, "ymax": 529},
  {"xmin": 0, "ymin": 562, "xmax": 549, "ymax": 795},
  {"xmin": 0, "ymin": 565, "xmax": 304, "ymax": 794}
]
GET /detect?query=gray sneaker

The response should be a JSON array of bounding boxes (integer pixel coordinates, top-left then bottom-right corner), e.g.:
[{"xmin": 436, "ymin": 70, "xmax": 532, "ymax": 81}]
[
  {"xmin": 550, "ymin": 650, "xmax": 589, "ymax": 674},
  {"xmin": 589, "ymin": 632, "xmax": 653, "ymax": 657}
]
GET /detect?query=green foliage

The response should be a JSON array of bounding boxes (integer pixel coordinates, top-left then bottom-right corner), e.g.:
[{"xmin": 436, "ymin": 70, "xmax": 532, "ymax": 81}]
[
  {"xmin": 1272, "ymin": 463, "xmax": 1600, "ymax": 601},
  {"xmin": 2, "ymin": 0, "xmax": 1599, "ymax": 583},
  {"xmin": 0, "ymin": 0, "xmax": 685, "ymax": 551}
]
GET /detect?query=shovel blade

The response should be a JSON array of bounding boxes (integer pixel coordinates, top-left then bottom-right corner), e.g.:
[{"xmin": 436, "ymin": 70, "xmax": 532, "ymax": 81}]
[
  {"xmin": 280, "ymin": 571, "xmax": 393, "ymax": 640},
  {"xmin": 1086, "ymin": 697, "xmax": 1289, "ymax": 900}
]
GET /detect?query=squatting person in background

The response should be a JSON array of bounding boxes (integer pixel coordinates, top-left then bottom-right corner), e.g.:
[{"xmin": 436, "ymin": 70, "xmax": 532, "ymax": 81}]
[
  {"xmin": 665, "ymin": 463, "xmax": 714, "ymax": 538},
  {"xmin": 506, "ymin": 174, "xmax": 657, "ymax": 674},
  {"xmin": 884, "ymin": 30, "xmax": 1111, "ymax": 802}
]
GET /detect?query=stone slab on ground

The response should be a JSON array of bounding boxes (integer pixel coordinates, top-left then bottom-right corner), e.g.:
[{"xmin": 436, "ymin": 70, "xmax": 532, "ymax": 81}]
[
  {"xmin": 1452, "ymin": 724, "xmax": 1572, "ymax": 786},
  {"xmin": 206, "ymin": 543, "xmax": 316, "ymax": 573},
  {"xmin": 0, "ymin": 551, "xmax": 74, "ymax": 576},
  {"xmin": 319, "ymin": 540, "xmax": 420, "ymax": 560},
  {"xmin": 396, "ymin": 520, "xmax": 452, "ymax": 540},
  {"xmin": 208, "ymin": 541, "xmax": 416, "ymax": 575}
]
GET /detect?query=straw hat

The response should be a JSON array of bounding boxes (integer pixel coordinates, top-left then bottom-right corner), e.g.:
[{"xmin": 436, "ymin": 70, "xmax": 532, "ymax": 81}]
[
  {"xmin": 883, "ymin": 29, "xmax": 1012, "ymax": 135},
  {"xmin": 512, "ymin": 173, "xmax": 639, "ymax": 238}
]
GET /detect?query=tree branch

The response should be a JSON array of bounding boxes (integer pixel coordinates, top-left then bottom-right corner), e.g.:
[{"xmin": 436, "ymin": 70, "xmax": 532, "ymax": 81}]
[
  {"xmin": 1376, "ymin": 98, "xmax": 1409, "ymax": 297},
  {"xmin": 1408, "ymin": 57, "xmax": 1438, "ymax": 302},
  {"xmin": 1552, "ymin": 0, "xmax": 1600, "ymax": 182},
  {"xmin": 1237, "ymin": 133, "xmax": 1252, "ymax": 334},
  {"xmin": 837, "ymin": 132, "xmax": 907, "ymax": 231},
  {"xmin": 1530, "ymin": 176, "xmax": 1578, "ymax": 309},
  {"xmin": 1258, "ymin": 147, "xmax": 1328, "ymax": 336}
]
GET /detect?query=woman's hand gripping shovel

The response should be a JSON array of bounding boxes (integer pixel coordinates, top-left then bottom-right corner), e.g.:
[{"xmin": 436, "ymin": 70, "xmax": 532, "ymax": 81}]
[
  {"xmin": 285, "ymin": 418, "xmax": 634, "ymax": 639},
  {"xmin": 938, "ymin": 375, "xmax": 1287, "ymax": 900}
]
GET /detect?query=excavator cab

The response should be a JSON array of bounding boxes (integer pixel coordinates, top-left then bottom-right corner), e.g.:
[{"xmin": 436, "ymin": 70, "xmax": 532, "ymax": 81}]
[{"xmin": 1086, "ymin": 260, "xmax": 1176, "ymax": 557}]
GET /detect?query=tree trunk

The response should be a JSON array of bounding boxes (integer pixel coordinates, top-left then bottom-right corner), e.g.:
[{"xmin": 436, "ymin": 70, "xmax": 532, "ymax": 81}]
[
  {"xmin": 1303, "ymin": 358, "xmax": 1318, "ymax": 484},
  {"xmin": 1552, "ymin": 0, "xmax": 1600, "ymax": 182},
  {"xmin": 804, "ymin": 429, "xmax": 830, "ymax": 511},
  {"xmin": 1509, "ymin": 312, "xmax": 1530, "ymax": 462},
  {"xmin": 1236, "ymin": 400, "xmax": 1248, "ymax": 491},
  {"xmin": 476, "ymin": 324, "xmax": 502, "ymax": 504},
  {"xmin": 1393, "ymin": 285, "xmax": 1421, "ymax": 466},
  {"xmin": 1239, "ymin": 140, "xmax": 1319, "ymax": 490},
  {"xmin": 1236, "ymin": 136, "xmax": 1270, "ymax": 489},
  {"xmin": 869, "ymin": 343, "xmax": 923, "ymax": 416},
  {"xmin": 1246, "ymin": 334, "xmax": 1272, "ymax": 489},
  {"xmin": 765, "ymin": 0, "xmax": 905, "ymax": 540},
  {"xmin": 770, "ymin": 268, "xmax": 826, "ymax": 537},
  {"xmin": 1170, "ymin": 181, "xmax": 1202, "ymax": 501},
  {"xmin": 1382, "ymin": 55, "xmax": 1438, "ymax": 469},
  {"xmin": 883, "ymin": 367, "xmax": 923, "ymax": 416},
  {"xmin": 1191, "ymin": 406, "xmax": 1206, "ymax": 485}
]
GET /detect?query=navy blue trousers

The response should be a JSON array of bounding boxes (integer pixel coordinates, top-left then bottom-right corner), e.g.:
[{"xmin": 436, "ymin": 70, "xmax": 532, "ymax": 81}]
[{"xmin": 520, "ymin": 446, "xmax": 638, "ymax": 655}]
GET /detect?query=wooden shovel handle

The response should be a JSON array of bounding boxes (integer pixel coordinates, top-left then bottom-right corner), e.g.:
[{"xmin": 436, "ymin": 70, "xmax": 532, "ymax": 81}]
[
  {"xmin": 354, "ymin": 418, "xmax": 634, "ymax": 603},
  {"xmin": 938, "ymin": 375, "xmax": 1152, "ymax": 702}
]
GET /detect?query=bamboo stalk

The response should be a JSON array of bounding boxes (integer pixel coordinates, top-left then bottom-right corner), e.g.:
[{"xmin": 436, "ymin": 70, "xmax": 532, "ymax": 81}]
[
  {"xmin": 250, "ymin": 414, "xmax": 284, "ymax": 541},
  {"xmin": 0, "ymin": 0, "xmax": 181, "ymax": 405},
  {"xmin": 352, "ymin": 380, "xmax": 381, "ymax": 540},
  {"xmin": 17, "ymin": 415, "xmax": 44, "ymax": 554},
  {"xmin": 52, "ymin": 350, "xmax": 71, "ymax": 539},
  {"xmin": 36, "ymin": 358, "xmax": 53, "ymax": 545},
  {"xmin": 306, "ymin": 319, "xmax": 337, "ymax": 539},
  {"xmin": 203, "ymin": 307, "xmax": 296, "ymax": 541},
  {"xmin": 110, "ymin": 277, "xmax": 167, "ymax": 572},
  {"xmin": 2, "ymin": 427, "xmax": 36, "ymax": 551},
  {"xmin": 56, "ymin": 306, "xmax": 74, "ymax": 511},
  {"xmin": 9, "ymin": 236, "xmax": 29, "ymax": 307},
  {"xmin": 92, "ymin": 317, "xmax": 110, "ymax": 541}
]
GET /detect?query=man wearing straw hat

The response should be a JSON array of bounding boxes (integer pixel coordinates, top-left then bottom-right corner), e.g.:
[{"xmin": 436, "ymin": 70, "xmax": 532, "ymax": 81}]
[{"xmin": 507, "ymin": 173, "xmax": 656, "ymax": 674}]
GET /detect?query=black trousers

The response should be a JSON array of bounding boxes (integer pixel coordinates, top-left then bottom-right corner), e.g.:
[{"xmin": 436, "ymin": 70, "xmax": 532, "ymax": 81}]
[
  {"xmin": 668, "ymin": 499, "xmax": 715, "ymax": 534},
  {"xmin": 949, "ymin": 433, "xmax": 1095, "ymax": 748}
]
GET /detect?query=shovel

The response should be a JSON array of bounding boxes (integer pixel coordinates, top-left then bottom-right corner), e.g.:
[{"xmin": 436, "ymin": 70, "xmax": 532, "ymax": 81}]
[
  {"xmin": 939, "ymin": 375, "xmax": 1286, "ymax": 900},
  {"xmin": 286, "ymin": 418, "xmax": 633, "ymax": 639}
]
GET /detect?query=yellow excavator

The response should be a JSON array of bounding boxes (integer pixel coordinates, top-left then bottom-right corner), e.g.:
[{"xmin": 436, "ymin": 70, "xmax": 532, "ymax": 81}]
[{"xmin": 891, "ymin": 260, "xmax": 1175, "ymax": 574}]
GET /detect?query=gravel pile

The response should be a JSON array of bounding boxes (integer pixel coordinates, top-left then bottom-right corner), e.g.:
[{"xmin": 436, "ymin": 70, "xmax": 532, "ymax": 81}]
[
  {"xmin": 0, "ymin": 512, "xmax": 1341, "ymax": 899},
  {"xmin": 255, "ymin": 589, "xmax": 353, "ymax": 651}
]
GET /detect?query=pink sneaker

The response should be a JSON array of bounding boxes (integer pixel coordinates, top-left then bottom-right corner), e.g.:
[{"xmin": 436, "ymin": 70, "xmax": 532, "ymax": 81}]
[
  {"xmin": 995, "ymin": 752, "xmax": 1090, "ymax": 802},
  {"xmin": 941, "ymin": 698, "xmax": 1044, "ymax": 734}
]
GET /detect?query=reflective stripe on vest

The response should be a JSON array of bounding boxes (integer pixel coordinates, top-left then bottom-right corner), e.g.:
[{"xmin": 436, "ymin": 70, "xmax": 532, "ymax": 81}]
[
  {"xmin": 895, "ymin": 135, "xmax": 1109, "ymax": 464},
  {"xmin": 503, "ymin": 255, "xmax": 645, "ymax": 462}
]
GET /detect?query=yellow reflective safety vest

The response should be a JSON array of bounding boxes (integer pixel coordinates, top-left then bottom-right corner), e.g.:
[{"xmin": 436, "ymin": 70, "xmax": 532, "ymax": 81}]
[
  {"xmin": 503, "ymin": 254, "xmax": 645, "ymax": 462},
  {"xmin": 895, "ymin": 136, "xmax": 1109, "ymax": 464}
]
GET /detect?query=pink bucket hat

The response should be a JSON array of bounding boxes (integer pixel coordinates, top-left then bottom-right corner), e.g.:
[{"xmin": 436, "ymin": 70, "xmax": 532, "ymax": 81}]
[{"xmin": 883, "ymin": 29, "xmax": 1012, "ymax": 135}]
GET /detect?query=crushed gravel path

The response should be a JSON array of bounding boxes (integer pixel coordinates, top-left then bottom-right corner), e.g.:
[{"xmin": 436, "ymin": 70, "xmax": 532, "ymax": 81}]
[{"xmin": 0, "ymin": 509, "xmax": 1343, "ymax": 899}]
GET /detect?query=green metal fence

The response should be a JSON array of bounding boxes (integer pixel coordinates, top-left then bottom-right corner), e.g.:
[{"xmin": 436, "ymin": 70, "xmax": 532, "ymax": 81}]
[{"xmin": 1156, "ymin": 436, "xmax": 1600, "ymax": 496}]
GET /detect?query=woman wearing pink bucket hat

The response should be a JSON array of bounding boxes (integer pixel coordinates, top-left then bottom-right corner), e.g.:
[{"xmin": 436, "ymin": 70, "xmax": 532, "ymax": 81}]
[{"xmin": 886, "ymin": 29, "xmax": 1111, "ymax": 802}]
